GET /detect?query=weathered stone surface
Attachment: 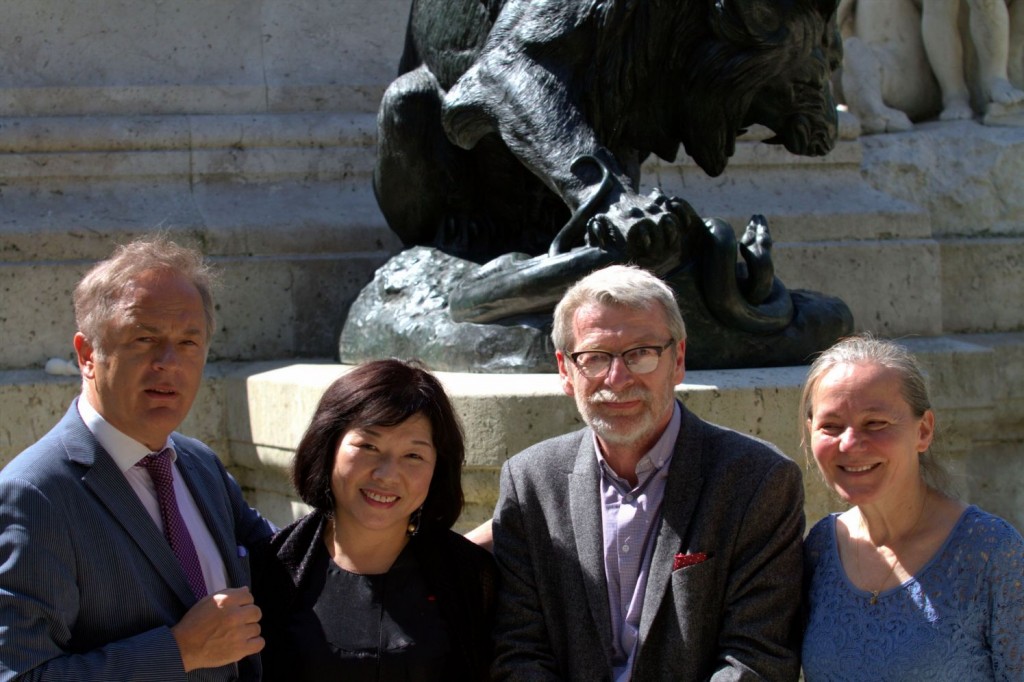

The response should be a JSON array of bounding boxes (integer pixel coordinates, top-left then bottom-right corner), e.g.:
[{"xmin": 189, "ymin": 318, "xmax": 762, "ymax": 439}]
[
  {"xmin": 0, "ymin": 364, "xmax": 238, "ymax": 468},
  {"xmin": 0, "ymin": 373, "xmax": 80, "ymax": 467},
  {"xmin": 0, "ymin": 0, "xmax": 410, "ymax": 116},
  {"xmin": 0, "ymin": 248, "xmax": 389, "ymax": 370},
  {"xmin": 859, "ymin": 121, "xmax": 1024, "ymax": 238},
  {"xmin": 773, "ymin": 239, "xmax": 943, "ymax": 336},
  {"xmin": 339, "ymin": 247, "xmax": 557, "ymax": 373},
  {"xmin": 938, "ymin": 238, "xmax": 1024, "ymax": 333}
]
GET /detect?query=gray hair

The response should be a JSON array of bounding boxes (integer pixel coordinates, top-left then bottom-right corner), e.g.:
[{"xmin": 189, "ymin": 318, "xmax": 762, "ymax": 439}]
[
  {"xmin": 74, "ymin": 236, "xmax": 216, "ymax": 353},
  {"xmin": 551, "ymin": 265, "xmax": 686, "ymax": 351},
  {"xmin": 800, "ymin": 334, "xmax": 952, "ymax": 495}
]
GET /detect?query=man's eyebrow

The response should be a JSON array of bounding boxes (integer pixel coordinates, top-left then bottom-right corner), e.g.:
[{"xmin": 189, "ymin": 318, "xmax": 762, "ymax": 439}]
[
  {"xmin": 131, "ymin": 322, "xmax": 205, "ymax": 337},
  {"xmin": 131, "ymin": 322, "xmax": 161, "ymax": 334}
]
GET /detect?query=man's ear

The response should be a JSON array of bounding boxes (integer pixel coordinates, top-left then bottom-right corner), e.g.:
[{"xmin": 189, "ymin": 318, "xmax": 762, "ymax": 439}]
[
  {"xmin": 556, "ymin": 350, "xmax": 576, "ymax": 398},
  {"xmin": 672, "ymin": 338, "xmax": 686, "ymax": 386},
  {"xmin": 73, "ymin": 332, "xmax": 96, "ymax": 380}
]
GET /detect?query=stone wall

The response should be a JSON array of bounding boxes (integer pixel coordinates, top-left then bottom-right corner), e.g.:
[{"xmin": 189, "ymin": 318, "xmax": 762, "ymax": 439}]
[
  {"xmin": 1, "ymin": 0, "xmax": 409, "ymax": 372},
  {"xmin": 1, "ymin": 0, "xmax": 408, "ymax": 117}
]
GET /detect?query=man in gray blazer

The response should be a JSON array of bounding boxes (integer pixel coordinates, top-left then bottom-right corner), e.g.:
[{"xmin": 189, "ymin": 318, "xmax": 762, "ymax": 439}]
[
  {"xmin": 492, "ymin": 265, "xmax": 804, "ymax": 681},
  {"xmin": 0, "ymin": 238, "xmax": 275, "ymax": 680}
]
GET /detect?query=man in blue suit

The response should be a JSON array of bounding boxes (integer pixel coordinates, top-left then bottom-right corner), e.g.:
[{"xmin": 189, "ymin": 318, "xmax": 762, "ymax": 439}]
[{"xmin": 0, "ymin": 238, "xmax": 275, "ymax": 680}]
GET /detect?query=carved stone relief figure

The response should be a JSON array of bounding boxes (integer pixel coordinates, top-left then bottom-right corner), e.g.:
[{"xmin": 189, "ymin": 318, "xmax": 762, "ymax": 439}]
[{"xmin": 838, "ymin": 0, "xmax": 1024, "ymax": 134}]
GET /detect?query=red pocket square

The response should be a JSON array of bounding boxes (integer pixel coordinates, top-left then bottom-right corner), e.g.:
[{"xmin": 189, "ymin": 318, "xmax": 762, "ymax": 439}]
[{"xmin": 673, "ymin": 552, "xmax": 708, "ymax": 570}]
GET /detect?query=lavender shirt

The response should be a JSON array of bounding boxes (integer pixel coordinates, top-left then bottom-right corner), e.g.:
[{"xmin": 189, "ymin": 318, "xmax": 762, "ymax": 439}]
[{"xmin": 597, "ymin": 402, "xmax": 681, "ymax": 682}]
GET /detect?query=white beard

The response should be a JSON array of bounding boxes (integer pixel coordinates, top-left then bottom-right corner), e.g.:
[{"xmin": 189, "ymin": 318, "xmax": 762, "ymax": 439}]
[{"xmin": 576, "ymin": 386, "xmax": 669, "ymax": 447}]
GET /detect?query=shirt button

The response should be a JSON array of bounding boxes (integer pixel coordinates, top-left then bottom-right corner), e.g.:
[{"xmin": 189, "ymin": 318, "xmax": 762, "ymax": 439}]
[
  {"xmin": 622, "ymin": 544, "xmax": 630, "ymax": 554},
  {"xmin": 624, "ymin": 494, "xmax": 634, "ymax": 503}
]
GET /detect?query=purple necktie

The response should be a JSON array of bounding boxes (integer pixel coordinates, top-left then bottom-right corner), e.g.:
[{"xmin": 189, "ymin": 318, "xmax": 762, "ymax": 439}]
[{"xmin": 138, "ymin": 449, "xmax": 208, "ymax": 600}]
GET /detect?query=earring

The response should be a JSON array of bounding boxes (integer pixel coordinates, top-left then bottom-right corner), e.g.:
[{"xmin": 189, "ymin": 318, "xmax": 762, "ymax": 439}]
[{"xmin": 407, "ymin": 506, "xmax": 424, "ymax": 536}]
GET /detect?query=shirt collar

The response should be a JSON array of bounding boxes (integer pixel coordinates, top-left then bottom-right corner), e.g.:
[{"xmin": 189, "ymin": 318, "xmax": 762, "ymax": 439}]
[
  {"xmin": 77, "ymin": 395, "xmax": 176, "ymax": 472},
  {"xmin": 593, "ymin": 401, "xmax": 681, "ymax": 486}
]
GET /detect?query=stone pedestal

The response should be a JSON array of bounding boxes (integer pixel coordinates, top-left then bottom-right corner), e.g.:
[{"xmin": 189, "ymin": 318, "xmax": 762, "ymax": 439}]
[{"xmin": 8, "ymin": 336, "xmax": 1020, "ymax": 533}]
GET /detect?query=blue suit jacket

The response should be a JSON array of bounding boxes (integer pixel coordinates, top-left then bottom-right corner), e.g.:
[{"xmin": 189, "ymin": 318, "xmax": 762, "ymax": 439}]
[{"xmin": 0, "ymin": 400, "xmax": 274, "ymax": 681}]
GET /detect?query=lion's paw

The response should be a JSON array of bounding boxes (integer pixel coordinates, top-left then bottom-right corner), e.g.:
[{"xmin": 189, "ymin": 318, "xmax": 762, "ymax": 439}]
[{"xmin": 585, "ymin": 190, "xmax": 691, "ymax": 273}]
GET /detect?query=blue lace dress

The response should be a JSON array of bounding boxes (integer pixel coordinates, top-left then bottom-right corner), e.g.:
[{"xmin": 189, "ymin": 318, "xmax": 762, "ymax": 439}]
[{"xmin": 802, "ymin": 505, "xmax": 1024, "ymax": 681}]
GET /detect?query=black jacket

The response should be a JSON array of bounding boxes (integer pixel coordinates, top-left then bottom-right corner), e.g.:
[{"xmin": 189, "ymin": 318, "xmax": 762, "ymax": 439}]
[{"xmin": 251, "ymin": 511, "xmax": 496, "ymax": 681}]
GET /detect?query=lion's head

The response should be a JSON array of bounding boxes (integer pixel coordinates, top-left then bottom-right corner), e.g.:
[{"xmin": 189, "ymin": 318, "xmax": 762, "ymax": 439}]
[
  {"xmin": 601, "ymin": 0, "xmax": 841, "ymax": 177},
  {"xmin": 735, "ymin": 0, "xmax": 842, "ymax": 155},
  {"xmin": 693, "ymin": 0, "xmax": 840, "ymax": 175}
]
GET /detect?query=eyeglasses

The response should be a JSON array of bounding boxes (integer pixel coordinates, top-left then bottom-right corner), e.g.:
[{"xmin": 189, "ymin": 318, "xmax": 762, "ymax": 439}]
[{"xmin": 566, "ymin": 340, "xmax": 675, "ymax": 379}]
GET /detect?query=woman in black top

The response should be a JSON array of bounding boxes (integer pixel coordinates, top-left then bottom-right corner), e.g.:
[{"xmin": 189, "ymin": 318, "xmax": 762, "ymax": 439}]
[{"xmin": 252, "ymin": 359, "xmax": 496, "ymax": 681}]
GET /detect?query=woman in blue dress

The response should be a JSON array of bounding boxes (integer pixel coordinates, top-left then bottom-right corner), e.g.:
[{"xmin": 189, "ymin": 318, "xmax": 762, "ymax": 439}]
[
  {"xmin": 252, "ymin": 359, "xmax": 496, "ymax": 681},
  {"xmin": 800, "ymin": 335, "xmax": 1023, "ymax": 681}
]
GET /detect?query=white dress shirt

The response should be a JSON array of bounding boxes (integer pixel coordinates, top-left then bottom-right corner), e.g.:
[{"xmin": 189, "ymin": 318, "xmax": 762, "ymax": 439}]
[{"xmin": 77, "ymin": 396, "xmax": 228, "ymax": 594}]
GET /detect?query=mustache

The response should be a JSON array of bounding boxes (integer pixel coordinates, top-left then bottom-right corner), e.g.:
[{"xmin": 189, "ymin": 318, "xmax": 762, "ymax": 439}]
[{"xmin": 588, "ymin": 388, "xmax": 650, "ymax": 405}]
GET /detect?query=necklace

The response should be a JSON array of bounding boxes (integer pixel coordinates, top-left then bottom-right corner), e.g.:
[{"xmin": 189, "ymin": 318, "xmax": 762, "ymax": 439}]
[
  {"xmin": 867, "ymin": 561, "xmax": 897, "ymax": 605},
  {"xmin": 857, "ymin": 491, "xmax": 930, "ymax": 606}
]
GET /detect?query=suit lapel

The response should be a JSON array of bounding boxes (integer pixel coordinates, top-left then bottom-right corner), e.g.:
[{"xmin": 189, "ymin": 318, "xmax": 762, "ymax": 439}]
[
  {"xmin": 639, "ymin": 406, "xmax": 705, "ymax": 638},
  {"xmin": 567, "ymin": 433, "xmax": 616, "ymax": 666},
  {"xmin": 172, "ymin": 442, "xmax": 241, "ymax": 586},
  {"xmin": 61, "ymin": 408, "xmax": 198, "ymax": 606}
]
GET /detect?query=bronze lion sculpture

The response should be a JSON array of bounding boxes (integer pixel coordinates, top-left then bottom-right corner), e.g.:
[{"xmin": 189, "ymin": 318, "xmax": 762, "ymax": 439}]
[{"xmin": 354, "ymin": 0, "xmax": 853, "ymax": 370}]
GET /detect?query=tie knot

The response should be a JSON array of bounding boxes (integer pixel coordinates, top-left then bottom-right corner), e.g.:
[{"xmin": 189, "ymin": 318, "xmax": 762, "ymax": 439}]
[{"xmin": 139, "ymin": 448, "xmax": 174, "ymax": 482}]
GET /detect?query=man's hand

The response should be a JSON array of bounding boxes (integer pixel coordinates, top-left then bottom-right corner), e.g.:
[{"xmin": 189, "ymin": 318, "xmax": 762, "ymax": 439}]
[{"xmin": 171, "ymin": 587, "xmax": 264, "ymax": 672}]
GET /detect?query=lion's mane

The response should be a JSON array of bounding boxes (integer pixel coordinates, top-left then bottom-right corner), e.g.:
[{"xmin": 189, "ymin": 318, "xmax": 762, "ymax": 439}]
[{"xmin": 582, "ymin": 0, "xmax": 839, "ymax": 176}]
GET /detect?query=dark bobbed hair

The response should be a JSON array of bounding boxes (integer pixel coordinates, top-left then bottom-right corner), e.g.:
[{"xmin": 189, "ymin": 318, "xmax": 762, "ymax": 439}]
[{"xmin": 292, "ymin": 359, "xmax": 466, "ymax": 530}]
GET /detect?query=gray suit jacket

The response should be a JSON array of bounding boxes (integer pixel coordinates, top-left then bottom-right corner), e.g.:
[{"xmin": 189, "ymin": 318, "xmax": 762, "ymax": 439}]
[
  {"xmin": 492, "ymin": 403, "xmax": 804, "ymax": 681},
  {"xmin": 0, "ymin": 401, "xmax": 274, "ymax": 681}
]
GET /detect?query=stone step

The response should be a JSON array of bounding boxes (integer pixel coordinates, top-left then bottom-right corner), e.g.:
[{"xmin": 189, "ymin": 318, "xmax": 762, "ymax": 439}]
[
  {"xmin": 0, "ymin": 113, "xmax": 384, "ymax": 260},
  {"xmin": 0, "ymin": 243, "xmax": 394, "ymax": 371},
  {"xmin": 4, "ymin": 333, "xmax": 1021, "ymax": 533},
  {"xmin": 0, "ymin": 177, "xmax": 392, "ymax": 261},
  {"xmin": 858, "ymin": 121, "xmax": 1024, "ymax": 239},
  {"xmin": 0, "ymin": 112, "xmax": 378, "ymax": 186},
  {"xmin": 939, "ymin": 237, "xmax": 1024, "ymax": 332},
  {"xmin": 646, "ymin": 132, "xmax": 941, "ymax": 337},
  {"xmin": 0, "ymin": 113, "xmax": 398, "ymax": 370},
  {"xmin": 0, "ymin": 0, "xmax": 411, "ymax": 118},
  {"xmin": 5, "ymin": 115, "xmax": 1020, "ymax": 372},
  {"xmin": 648, "ymin": 151, "xmax": 931, "ymax": 243},
  {"xmin": 0, "ymin": 114, "xmax": 947, "ymax": 371}
]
